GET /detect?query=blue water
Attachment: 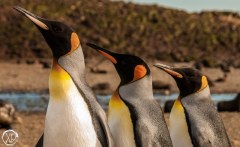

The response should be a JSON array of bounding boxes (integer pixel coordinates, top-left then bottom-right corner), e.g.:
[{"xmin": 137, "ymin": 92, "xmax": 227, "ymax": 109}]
[{"xmin": 0, "ymin": 93, "xmax": 237, "ymax": 111}]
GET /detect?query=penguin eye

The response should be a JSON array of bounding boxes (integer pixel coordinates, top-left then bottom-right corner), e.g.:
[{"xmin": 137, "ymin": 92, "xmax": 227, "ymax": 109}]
[{"xmin": 52, "ymin": 25, "xmax": 63, "ymax": 33}]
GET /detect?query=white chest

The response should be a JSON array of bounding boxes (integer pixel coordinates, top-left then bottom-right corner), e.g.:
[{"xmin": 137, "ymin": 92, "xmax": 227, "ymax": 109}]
[
  {"xmin": 169, "ymin": 100, "xmax": 193, "ymax": 147},
  {"xmin": 44, "ymin": 78, "xmax": 100, "ymax": 147}
]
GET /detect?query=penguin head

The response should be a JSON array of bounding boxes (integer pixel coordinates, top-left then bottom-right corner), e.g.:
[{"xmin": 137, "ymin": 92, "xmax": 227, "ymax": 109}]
[
  {"xmin": 154, "ymin": 63, "xmax": 208, "ymax": 98},
  {"xmin": 87, "ymin": 43, "xmax": 150, "ymax": 85},
  {"xmin": 14, "ymin": 6, "xmax": 80, "ymax": 59}
]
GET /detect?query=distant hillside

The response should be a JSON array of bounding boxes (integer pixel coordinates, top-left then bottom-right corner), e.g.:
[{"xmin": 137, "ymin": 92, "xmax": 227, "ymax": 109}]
[{"xmin": 1, "ymin": 0, "xmax": 240, "ymax": 67}]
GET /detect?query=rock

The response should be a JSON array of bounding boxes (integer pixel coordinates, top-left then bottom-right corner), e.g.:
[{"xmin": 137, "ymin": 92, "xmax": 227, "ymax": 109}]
[
  {"xmin": 26, "ymin": 59, "xmax": 36, "ymax": 65},
  {"xmin": 32, "ymin": 48, "xmax": 46, "ymax": 58},
  {"xmin": 92, "ymin": 83, "xmax": 111, "ymax": 95},
  {"xmin": 233, "ymin": 60, "xmax": 240, "ymax": 68},
  {"xmin": 194, "ymin": 62, "xmax": 203, "ymax": 70},
  {"xmin": 217, "ymin": 94, "xmax": 240, "ymax": 112},
  {"xmin": 16, "ymin": 60, "xmax": 21, "ymax": 64},
  {"xmin": 152, "ymin": 81, "xmax": 171, "ymax": 90},
  {"xmin": 170, "ymin": 51, "xmax": 183, "ymax": 62},
  {"xmin": 90, "ymin": 67, "xmax": 107, "ymax": 74},
  {"xmin": 220, "ymin": 63, "xmax": 231, "ymax": 73},
  {"xmin": 164, "ymin": 100, "xmax": 175, "ymax": 113},
  {"xmin": 201, "ymin": 58, "xmax": 218, "ymax": 68},
  {"xmin": 39, "ymin": 60, "xmax": 51, "ymax": 69},
  {"xmin": 0, "ymin": 100, "xmax": 17, "ymax": 128},
  {"xmin": 92, "ymin": 83, "xmax": 110, "ymax": 91},
  {"xmin": 215, "ymin": 74, "xmax": 227, "ymax": 83},
  {"xmin": 206, "ymin": 76, "xmax": 215, "ymax": 87}
]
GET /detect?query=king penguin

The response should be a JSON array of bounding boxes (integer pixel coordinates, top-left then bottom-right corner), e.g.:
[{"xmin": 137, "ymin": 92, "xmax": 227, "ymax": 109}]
[
  {"xmin": 87, "ymin": 43, "xmax": 173, "ymax": 147},
  {"xmin": 154, "ymin": 63, "xmax": 231, "ymax": 147},
  {"xmin": 14, "ymin": 6, "xmax": 113, "ymax": 147}
]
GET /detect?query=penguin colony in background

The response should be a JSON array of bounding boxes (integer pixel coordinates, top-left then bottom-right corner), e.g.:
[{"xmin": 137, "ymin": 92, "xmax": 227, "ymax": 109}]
[{"xmin": 14, "ymin": 6, "xmax": 231, "ymax": 147}]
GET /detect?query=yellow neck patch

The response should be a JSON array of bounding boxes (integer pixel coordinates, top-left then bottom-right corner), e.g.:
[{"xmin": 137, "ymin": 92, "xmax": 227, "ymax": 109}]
[
  {"xmin": 172, "ymin": 99, "xmax": 184, "ymax": 112},
  {"xmin": 49, "ymin": 60, "xmax": 72, "ymax": 100},
  {"xmin": 108, "ymin": 90, "xmax": 125, "ymax": 110}
]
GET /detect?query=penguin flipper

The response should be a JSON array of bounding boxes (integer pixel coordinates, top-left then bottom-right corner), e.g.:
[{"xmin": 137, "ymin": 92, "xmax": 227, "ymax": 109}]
[
  {"xmin": 95, "ymin": 109, "xmax": 114, "ymax": 147},
  {"xmin": 35, "ymin": 133, "xmax": 44, "ymax": 147}
]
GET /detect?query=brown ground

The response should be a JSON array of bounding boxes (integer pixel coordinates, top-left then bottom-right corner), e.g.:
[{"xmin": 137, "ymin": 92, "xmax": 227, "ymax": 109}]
[
  {"xmin": 0, "ymin": 61, "xmax": 240, "ymax": 93},
  {"xmin": 0, "ymin": 112, "xmax": 238, "ymax": 147}
]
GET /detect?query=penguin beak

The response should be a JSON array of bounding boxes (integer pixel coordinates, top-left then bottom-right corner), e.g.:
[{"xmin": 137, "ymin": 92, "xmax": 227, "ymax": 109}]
[
  {"xmin": 86, "ymin": 43, "xmax": 117, "ymax": 64},
  {"xmin": 14, "ymin": 6, "xmax": 49, "ymax": 30},
  {"xmin": 154, "ymin": 63, "xmax": 183, "ymax": 78}
]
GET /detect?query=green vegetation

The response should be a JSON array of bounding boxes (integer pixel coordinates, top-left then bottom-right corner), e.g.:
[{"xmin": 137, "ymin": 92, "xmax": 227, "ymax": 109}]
[{"xmin": 1, "ymin": 0, "xmax": 240, "ymax": 67}]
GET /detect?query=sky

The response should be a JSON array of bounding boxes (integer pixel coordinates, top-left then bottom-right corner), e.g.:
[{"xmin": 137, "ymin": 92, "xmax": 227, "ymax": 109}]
[{"xmin": 124, "ymin": 0, "xmax": 240, "ymax": 13}]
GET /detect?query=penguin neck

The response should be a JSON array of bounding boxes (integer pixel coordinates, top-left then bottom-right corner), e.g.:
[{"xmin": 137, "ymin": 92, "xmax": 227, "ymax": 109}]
[
  {"xmin": 118, "ymin": 75, "xmax": 154, "ymax": 102},
  {"xmin": 58, "ymin": 45, "xmax": 86, "ymax": 82},
  {"xmin": 108, "ymin": 75, "xmax": 154, "ymax": 120},
  {"xmin": 49, "ymin": 45, "xmax": 86, "ymax": 101},
  {"xmin": 181, "ymin": 86, "xmax": 210, "ymax": 101},
  {"xmin": 57, "ymin": 45, "xmax": 99, "ymax": 109}
]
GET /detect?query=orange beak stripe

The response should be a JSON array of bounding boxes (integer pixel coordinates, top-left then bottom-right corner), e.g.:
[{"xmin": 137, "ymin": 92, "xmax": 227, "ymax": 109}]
[
  {"xmin": 133, "ymin": 65, "xmax": 147, "ymax": 81},
  {"xmin": 98, "ymin": 50, "xmax": 117, "ymax": 64},
  {"xmin": 164, "ymin": 68, "xmax": 183, "ymax": 78}
]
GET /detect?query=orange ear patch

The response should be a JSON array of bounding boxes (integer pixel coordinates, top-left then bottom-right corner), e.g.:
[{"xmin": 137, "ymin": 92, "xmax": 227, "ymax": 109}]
[
  {"xmin": 164, "ymin": 68, "xmax": 183, "ymax": 78},
  {"xmin": 98, "ymin": 50, "xmax": 117, "ymax": 64},
  {"xmin": 68, "ymin": 32, "xmax": 80, "ymax": 54},
  {"xmin": 133, "ymin": 65, "xmax": 147, "ymax": 81},
  {"xmin": 198, "ymin": 76, "xmax": 208, "ymax": 91}
]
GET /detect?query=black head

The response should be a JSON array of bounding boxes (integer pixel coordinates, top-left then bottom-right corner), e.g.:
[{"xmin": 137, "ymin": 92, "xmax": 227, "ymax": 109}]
[
  {"xmin": 87, "ymin": 43, "xmax": 150, "ymax": 85},
  {"xmin": 154, "ymin": 63, "xmax": 208, "ymax": 98},
  {"xmin": 14, "ymin": 6, "xmax": 80, "ymax": 59}
]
